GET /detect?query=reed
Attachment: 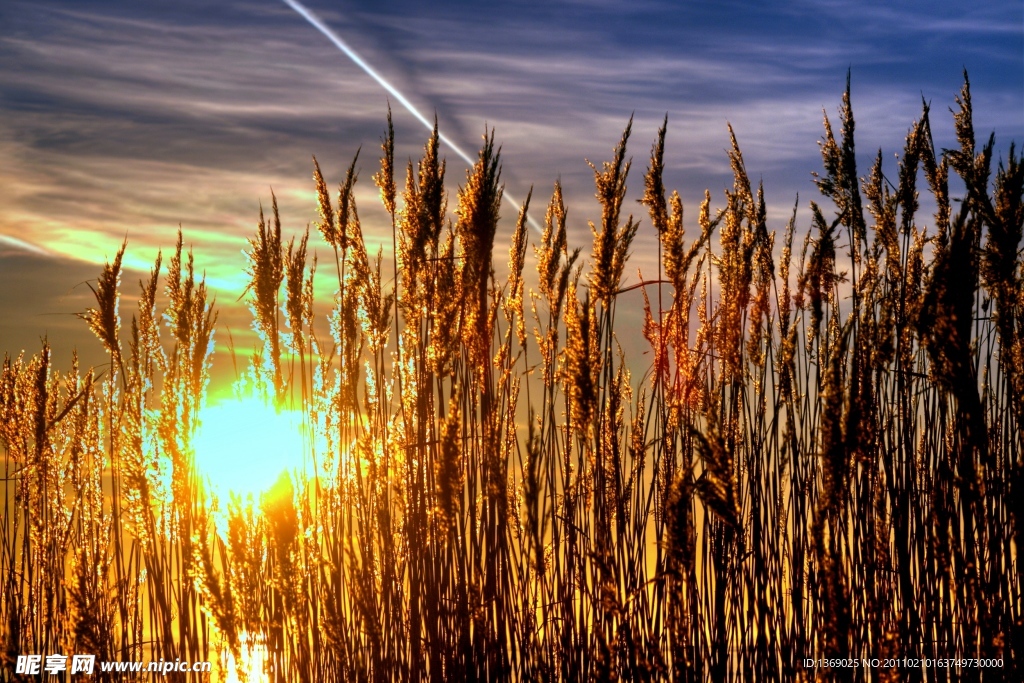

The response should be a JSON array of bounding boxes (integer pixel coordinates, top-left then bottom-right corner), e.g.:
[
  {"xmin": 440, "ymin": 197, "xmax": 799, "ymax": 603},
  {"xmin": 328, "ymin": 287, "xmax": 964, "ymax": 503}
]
[{"xmin": 1, "ymin": 73, "xmax": 1019, "ymax": 682}]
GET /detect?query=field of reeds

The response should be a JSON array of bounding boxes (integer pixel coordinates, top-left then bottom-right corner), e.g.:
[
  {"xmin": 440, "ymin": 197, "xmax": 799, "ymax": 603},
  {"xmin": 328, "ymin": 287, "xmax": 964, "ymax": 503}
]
[{"xmin": 2, "ymin": 74, "xmax": 1021, "ymax": 682}]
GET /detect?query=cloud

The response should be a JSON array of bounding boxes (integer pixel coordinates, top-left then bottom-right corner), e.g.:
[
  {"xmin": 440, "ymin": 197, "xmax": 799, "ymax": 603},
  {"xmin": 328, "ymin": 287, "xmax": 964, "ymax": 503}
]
[
  {"xmin": 1, "ymin": 0, "xmax": 1020, "ymax": 393},
  {"xmin": 0, "ymin": 250, "xmax": 111, "ymax": 365}
]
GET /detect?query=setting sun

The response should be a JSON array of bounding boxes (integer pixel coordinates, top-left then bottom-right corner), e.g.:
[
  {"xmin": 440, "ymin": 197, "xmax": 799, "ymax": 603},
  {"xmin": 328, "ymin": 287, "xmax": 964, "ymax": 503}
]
[
  {"xmin": 192, "ymin": 395, "xmax": 310, "ymax": 501},
  {"xmin": 2, "ymin": 1, "xmax": 1018, "ymax": 670}
]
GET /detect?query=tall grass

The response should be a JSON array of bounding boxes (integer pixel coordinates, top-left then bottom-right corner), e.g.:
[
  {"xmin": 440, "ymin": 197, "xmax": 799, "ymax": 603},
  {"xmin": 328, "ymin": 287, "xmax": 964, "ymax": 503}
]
[{"xmin": 2, "ymin": 74, "xmax": 1020, "ymax": 682}]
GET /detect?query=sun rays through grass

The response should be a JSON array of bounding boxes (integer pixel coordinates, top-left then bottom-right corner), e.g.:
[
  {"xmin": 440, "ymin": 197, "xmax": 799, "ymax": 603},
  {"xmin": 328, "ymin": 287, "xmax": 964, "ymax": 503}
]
[{"xmin": 1, "ymin": 73, "xmax": 1021, "ymax": 682}]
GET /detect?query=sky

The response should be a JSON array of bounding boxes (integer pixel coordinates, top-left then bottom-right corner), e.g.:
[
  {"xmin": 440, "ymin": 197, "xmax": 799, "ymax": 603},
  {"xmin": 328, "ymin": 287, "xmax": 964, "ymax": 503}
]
[{"xmin": 1, "ymin": 0, "xmax": 1022, "ymax": 387}]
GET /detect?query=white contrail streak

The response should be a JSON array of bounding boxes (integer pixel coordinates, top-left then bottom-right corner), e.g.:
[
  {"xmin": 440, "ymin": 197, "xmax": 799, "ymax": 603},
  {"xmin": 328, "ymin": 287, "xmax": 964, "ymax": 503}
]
[
  {"xmin": 0, "ymin": 234, "xmax": 49, "ymax": 256},
  {"xmin": 281, "ymin": 0, "xmax": 540, "ymax": 233}
]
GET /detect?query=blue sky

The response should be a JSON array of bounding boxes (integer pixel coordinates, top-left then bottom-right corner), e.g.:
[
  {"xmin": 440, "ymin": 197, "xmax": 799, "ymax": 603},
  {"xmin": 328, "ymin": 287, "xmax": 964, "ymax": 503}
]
[{"xmin": 1, "ymin": 0, "xmax": 1021, "ymax": 377}]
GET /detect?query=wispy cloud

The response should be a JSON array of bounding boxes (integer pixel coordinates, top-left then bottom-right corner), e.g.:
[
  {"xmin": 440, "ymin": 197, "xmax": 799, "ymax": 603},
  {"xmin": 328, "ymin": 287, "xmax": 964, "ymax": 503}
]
[{"xmin": 1, "ymin": 0, "xmax": 1020, "ymax": 379}]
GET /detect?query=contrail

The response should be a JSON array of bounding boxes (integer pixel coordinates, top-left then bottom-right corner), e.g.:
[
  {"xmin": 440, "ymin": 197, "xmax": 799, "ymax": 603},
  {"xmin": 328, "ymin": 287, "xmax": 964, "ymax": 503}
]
[
  {"xmin": 0, "ymin": 234, "xmax": 49, "ymax": 256},
  {"xmin": 281, "ymin": 0, "xmax": 541, "ymax": 233}
]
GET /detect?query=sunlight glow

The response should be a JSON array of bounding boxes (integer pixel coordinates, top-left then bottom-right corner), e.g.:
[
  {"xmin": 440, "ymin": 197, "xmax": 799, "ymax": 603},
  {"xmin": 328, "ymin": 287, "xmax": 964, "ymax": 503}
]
[
  {"xmin": 193, "ymin": 396, "xmax": 309, "ymax": 501},
  {"xmin": 223, "ymin": 632, "xmax": 269, "ymax": 683}
]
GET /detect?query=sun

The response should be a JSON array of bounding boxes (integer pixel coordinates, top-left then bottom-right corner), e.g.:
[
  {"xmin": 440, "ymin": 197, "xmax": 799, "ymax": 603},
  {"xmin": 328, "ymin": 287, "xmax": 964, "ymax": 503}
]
[{"xmin": 192, "ymin": 395, "xmax": 310, "ymax": 501}]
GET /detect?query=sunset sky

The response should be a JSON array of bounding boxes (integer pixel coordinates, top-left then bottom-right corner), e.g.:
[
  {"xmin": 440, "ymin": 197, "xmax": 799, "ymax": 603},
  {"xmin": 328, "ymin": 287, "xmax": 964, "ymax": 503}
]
[{"xmin": 2, "ymin": 0, "xmax": 1021, "ymax": 385}]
